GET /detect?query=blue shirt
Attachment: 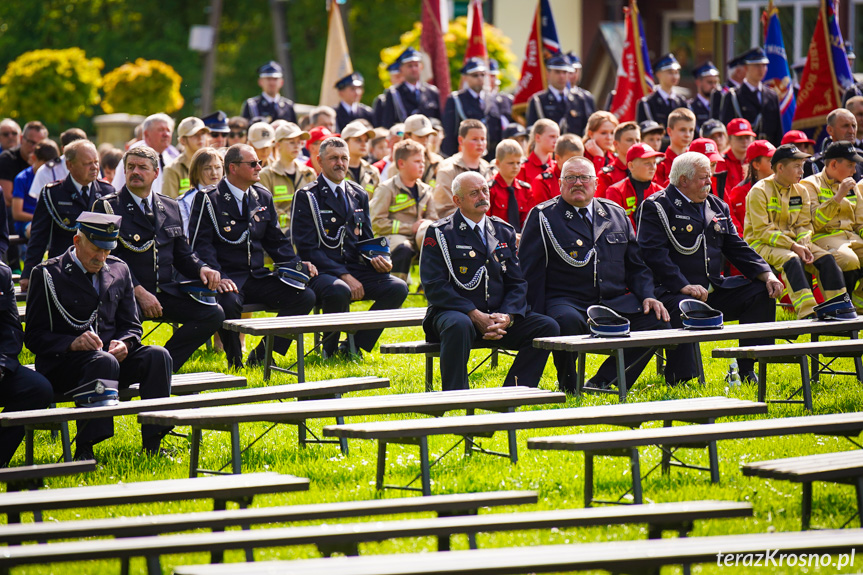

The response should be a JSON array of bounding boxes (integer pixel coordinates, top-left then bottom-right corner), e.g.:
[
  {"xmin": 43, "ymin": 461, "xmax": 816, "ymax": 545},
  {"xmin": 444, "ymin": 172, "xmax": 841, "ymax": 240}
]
[{"xmin": 12, "ymin": 166, "xmax": 37, "ymax": 216}]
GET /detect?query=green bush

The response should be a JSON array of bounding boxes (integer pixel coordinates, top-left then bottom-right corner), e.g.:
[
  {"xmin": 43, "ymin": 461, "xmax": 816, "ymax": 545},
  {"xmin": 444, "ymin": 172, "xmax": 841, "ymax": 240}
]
[
  {"xmin": 0, "ymin": 48, "xmax": 103, "ymax": 124},
  {"xmin": 377, "ymin": 16, "xmax": 518, "ymax": 92},
  {"xmin": 102, "ymin": 58, "xmax": 184, "ymax": 115}
]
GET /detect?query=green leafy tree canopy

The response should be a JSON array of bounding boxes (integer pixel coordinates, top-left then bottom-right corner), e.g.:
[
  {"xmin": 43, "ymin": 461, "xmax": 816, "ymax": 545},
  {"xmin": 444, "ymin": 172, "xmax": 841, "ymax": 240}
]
[{"xmin": 102, "ymin": 58, "xmax": 184, "ymax": 115}]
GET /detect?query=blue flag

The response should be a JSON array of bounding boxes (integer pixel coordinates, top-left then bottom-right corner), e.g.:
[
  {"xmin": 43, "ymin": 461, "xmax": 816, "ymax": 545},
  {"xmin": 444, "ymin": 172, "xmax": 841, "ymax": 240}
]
[{"xmin": 763, "ymin": 6, "xmax": 796, "ymax": 133}]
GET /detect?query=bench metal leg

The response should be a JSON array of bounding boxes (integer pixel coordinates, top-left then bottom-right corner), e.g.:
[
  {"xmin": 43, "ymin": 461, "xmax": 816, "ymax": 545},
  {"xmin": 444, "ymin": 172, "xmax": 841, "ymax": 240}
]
[
  {"xmin": 120, "ymin": 557, "xmax": 130, "ymax": 575},
  {"xmin": 231, "ymin": 422, "xmax": 242, "ymax": 474},
  {"xmin": 420, "ymin": 437, "xmax": 431, "ymax": 496},
  {"xmin": 189, "ymin": 427, "xmax": 202, "ymax": 478},
  {"xmin": 800, "ymin": 356, "xmax": 813, "ymax": 411},
  {"xmin": 60, "ymin": 421, "xmax": 72, "ymax": 462},
  {"xmin": 376, "ymin": 441, "xmax": 387, "ymax": 491},
  {"xmin": 425, "ymin": 353, "xmax": 434, "ymax": 392},
  {"xmin": 145, "ymin": 554, "xmax": 161, "ymax": 575},
  {"xmin": 335, "ymin": 416, "xmax": 349, "ymax": 455},
  {"xmin": 708, "ymin": 439, "xmax": 720, "ymax": 483},
  {"xmin": 211, "ymin": 499, "xmax": 227, "ymax": 563},
  {"xmin": 616, "ymin": 349, "xmax": 627, "ymax": 403},
  {"xmin": 507, "ymin": 426, "xmax": 518, "ymax": 464},
  {"xmin": 695, "ymin": 344, "xmax": 706, "ymax": 385},
  {"xmin": 655, "ymin": 348, "xmax": 665, "ymax": 376},
  {"xmin": 802, "ymin": 481, "xmax": 813, "ymax": 530},
  {"xmin": 347, "ymin": 333, "xmax": 357, "ymax": 355},
  {"xmin": 584, "ymin": 453, "xmax": 594, "ymax": 508},
  {"xmin": 24, "ymin": 428, "xmax": 34, "ymax": 465},
  {"xmin": 490, "ymin": 349, "xmax": 499, "ymax": 369},
  {"xmin": 464, "ymin": 409, "xmax": 474, "ymax": 457},
  {"xmin": 856, "ymin": 477, "xmax": 863, "ymax": 529},
  {"xmin": 296, "ymin": 335, "xmax": 305, "ymax": 383},
  {"xmin": 757, "ymin": 360, "xmax": 768, "ymax": 403},
  {"xmin": 576, "ymin": 352, "xmax": 587, "ymax": 395},
  {"xmin": 263, "ymin": 335, "xmax": 274, "ymax": 382},
  {"xmin": 661, "ymin": 421, "xmax": 672, "ymax": 476},
  {"xmin": 630, "ymin": 448, "xmax": 643, "ymax": 505}
]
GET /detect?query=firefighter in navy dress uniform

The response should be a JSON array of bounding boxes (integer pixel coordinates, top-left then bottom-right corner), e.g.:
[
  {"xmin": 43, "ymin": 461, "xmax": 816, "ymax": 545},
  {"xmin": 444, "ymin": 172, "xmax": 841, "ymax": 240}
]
[
  {"xmin": 420, "ymin": 171, "xmax": 563, "ymax": 391},
  {"xmin": 719, "ymin": 47, "xmax": 783, "ymax": 146},
  {"xmin": 688, "ymin": 61, "xmax": 721, "ymax": 135},
  {"xmin": 291, "ymin": 137, "xmax": 408, "ymax": 357},
  {"xmin": 25, "ymin": 212, "xmax": 173, "ymax": 460},
  {"xmin": 189, "ymin": 144, "xmax": 317, "ymax": 369},
  {"xmin": 335, "ymin": 72, "xmax": 374, "ymax": 133},
  {"xmin": 519, "ymin": 157, "xmax": 670, "ymax": 392},
  {"xmin": 93, "ymin": 146, "xmax": 225, "ymax": 371},
  {"xmin": 240, "ymin": 61, "xmax": 297, "ymax": 124},
  {"xmin": 635, "ymin": 152, "xmax": 784, "ymax": 385},
  {"xmin": 636, "ymin": 54, "xmax": 688, "ymax": 129},
  {"xmin": 377, "ymin": 48, "xmax": 441, "ymax": 129},
  {"xmin": 526, "ymin": 53, "xmax": 594, "ymax": 137}
]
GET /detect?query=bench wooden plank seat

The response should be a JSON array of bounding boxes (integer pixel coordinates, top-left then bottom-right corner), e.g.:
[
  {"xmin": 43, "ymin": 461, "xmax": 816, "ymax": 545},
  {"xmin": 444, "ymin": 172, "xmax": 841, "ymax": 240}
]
[
  {"xmin": 0, "ymin": 460, "xmax": 95, "ymax": 491},
  {"xmin": 528, "ymin": 411, "xmax": 863, "ymax": 507},
  {"xmin": 169, "ymin": 528, "xmax": 863, "ymax": 575},
  {"xmin": 137, "ymin": 387, "xmax": 565, "ymax": 478},
  {"xmin": 0, "ymin": 501, "xmax": 753, "ymax": 575},
  {"xmin": 16, "ymin": 305, "xmax": 24, "ymax": 322},
  {"xmin": 714, "ymin": 339, "xmax": 863, "ymax": 410},
  {"xmin": 742, "ymin": 450, "xmax": 863, "ymax": 530},
  {"xmin": 380, "ymin": 340, "xmax": 516, "ymax": 392},
  {"xmin": 532, "ymin": 317, "xmax": 863, "ymax": 402},
  {"xmin": 321, "ymin": 397, "xmax": 767, "ymax": 496},
  {"xmin": 3, "ymin": 376, "xmax": 384, "ymax": 466},
  {"xmin": 222, "ymin": 308, "xmax": 427, "ymax": 382}
]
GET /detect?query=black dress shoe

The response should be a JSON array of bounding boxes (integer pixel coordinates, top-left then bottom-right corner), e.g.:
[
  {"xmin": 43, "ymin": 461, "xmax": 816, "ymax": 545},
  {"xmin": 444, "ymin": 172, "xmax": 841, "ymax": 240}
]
[
  {"xmin": 74, "ymin": 443, "xmax": 96, "ymax": 462},
  {"xmin": 246, "ymin": 346, "xmax": 267, "ymax": 368},
  {"xmin": 586, "ymin": 379, "xmax": 616, "ymax": 390},
  {"xmin": 741, "ymin": 371, "xmax": 758, "ymax": 385}
]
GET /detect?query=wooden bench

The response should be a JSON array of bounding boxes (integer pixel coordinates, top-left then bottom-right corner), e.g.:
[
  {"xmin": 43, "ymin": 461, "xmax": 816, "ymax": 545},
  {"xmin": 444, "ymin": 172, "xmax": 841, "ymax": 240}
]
[
  {"xmin": 17, "ymin": 304, "xmax": 24, "ymax": 322},
  {"xmin": 138, "ymin": 386, "xmax": 565, "ymax": 477},
  {"xmin": 714, "ymin": 339, "xmax": 863, "ymax": 411},
  {"xmin": 322, "ymin": 397, "xmax": 767, "ymax": 496},
  {"xmin": 169, "ymin": 527, "xmax": 863, "ymax": 575},
  {"xmin": 533, "ymin": 317, "xmax": 863, "ymax": 401},
  {"xmin": 0, "ymin": 460, "xmax": 96, "ymax": 523},
  {"xmin": 222, "ymin": 307, "xmax": 427, "ymax": 381},
  {"xmin": 742, "ymin": 450, "xmax": 863, "ymax": 530},
  {"xmin": 0, "ymin": 500, "xmax": 752, "ymax": 575},
  {"xmin": 380, "ymin": 340, "xmax": 516, "ymax": 392},
  {"xmin": 528, "ymin": 411, "xmax": 863, "ymax": 507},
  {"xmin": 2, "ymin": 376, "xmax": 386, "ymax": 466}
]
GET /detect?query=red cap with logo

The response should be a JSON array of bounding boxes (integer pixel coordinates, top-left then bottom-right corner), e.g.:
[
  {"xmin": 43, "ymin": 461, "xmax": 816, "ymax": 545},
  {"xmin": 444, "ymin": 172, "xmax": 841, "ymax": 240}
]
[
  {"xmin": 688, "ymin": 138, "xmax": 724, "ymax": 162},
  {"xmin": 780, "ymin": 130, "xmax": 816, "ymax": 146},
  {"xmin": 745, "ymin": 140, "xmax": 777, "ymax": 163},
  {"xmin": 626, "ymin": 143, "xmax": 665, "ymax": 163},
  {"xmin": 307, "ymin": 126, "xmax": 338, "ymax": 146},
  {"xmin": 727, "ymin": 118, "xmax": 757, "ymax": 137}
]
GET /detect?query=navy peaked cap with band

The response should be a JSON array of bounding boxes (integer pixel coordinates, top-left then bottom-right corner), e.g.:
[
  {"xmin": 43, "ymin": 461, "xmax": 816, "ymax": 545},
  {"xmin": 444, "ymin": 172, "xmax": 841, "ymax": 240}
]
[{"xmin": 77, "ymin": 212, "xmax": 122, "ymax": 250}]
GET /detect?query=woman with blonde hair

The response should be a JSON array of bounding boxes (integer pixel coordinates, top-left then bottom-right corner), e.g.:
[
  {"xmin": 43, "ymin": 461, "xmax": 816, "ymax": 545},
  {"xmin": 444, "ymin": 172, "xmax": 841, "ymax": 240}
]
[
  {"xmin": 179, "ymin": 147, "xmax": 224, "ymax": 236},
  {"xmin": 583, "ymin": 111, "xmax": 619, "ymax": 173},
  {"xmin": 519, "ymin": 119, "xmax": 559, "ymax": 184}
]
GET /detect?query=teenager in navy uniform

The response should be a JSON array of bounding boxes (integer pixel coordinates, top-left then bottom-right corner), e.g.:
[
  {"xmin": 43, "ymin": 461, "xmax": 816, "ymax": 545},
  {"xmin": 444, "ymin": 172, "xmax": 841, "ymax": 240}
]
[
  {"xmin": 635, "ymin": 152, "xmax": 784, "ymax": 385},
  {"xmin": 291, "ymin": 137, "xmax": 408, "ymax": 357},
  {"xmin": 442, "ymin": 58, "xmax": 493, "ymax": 157},
  {"xmin": 689, "ymin": 61, "xmax": 721, "ymax": 135},
  {"xmin": 372, "ymin": 61, "xmax": 402, "ymax": 128},
  {"xmin": 0, "ymin": 259, "xmax": 52, "ymax": 466},
  {"xmin": 93, "ymin": 146, "xmax": 224, "ymax": 371},
  {"xmin": 636, "ymin": 54, "xmax": 688, "ymax": 129},
  {"xmin": 22, "ymin": 140, "xmax": 115, "ymax": 292},
  {"xmin": 420, "ymin": 171, "xmax": 563, "ymax": 391},
  {"xmin": 719, "ymin": 47, "xmax": 783, "ymax": 146},
  {"xmin": 520, "ymin": 157, "xmax": 670, "ymax": 391},
  {"xmin": 25, "ymin": 212, "xmax": 173, "ymax": 460},
  {"xmin": 241, "ymin": 61, "xmax": 297, "ymax": 124},
  {"xmin": 335, "ymin": 73, "xmax": 374, "ymax": 133},
  {"xmin": 526, "ymin": 53, "xmax": 593, "ymax": 137},
  {"xmin": 377, "ymin": 48, "xmax": 441, "ymax": 129},
  {"xmin": 189, "ymin": 144, "xmax": 317, "ymax": 369},
  {"xmin": 561, "ymin": 52, "xmax": 596, "ymax": 136}
]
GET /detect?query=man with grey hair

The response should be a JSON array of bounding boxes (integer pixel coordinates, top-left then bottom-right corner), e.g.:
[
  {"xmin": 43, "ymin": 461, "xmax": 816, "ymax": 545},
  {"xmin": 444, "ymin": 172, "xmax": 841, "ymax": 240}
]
[
  {"xmin": 420, "ymin": 170, "xmax": 562, "ymax": 391},
  {"xmin": 22, "ymin": 140, "xmax": 115, "ymax": 291},
  {"xmin": 636, "ymin": 151, "xmax": 783, "ymax": 385},
  {"xmin": 292, "ymin": 137, "xmax": 408, "ymax": 358},
  {"xmin": 803, "ymin": 108, "xmax": 863, "ymax": 180},
  {"xmin": 112, "ymin": 113, "xmax": 180, "ymax": 193},
  {"xmin": 308, "ymin": 106, "xmax": 337, "ymax": 132},
  {"xmin": 0, "ymin": 119, "xmax": 20, "ymax": 154}
]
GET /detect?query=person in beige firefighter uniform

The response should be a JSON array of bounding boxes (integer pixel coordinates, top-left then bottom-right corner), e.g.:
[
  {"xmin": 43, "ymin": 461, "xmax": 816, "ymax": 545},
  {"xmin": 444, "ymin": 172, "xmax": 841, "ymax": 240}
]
[
  {"xmin": 383, "ymin": 114, "xmax": 444, "ymax": 189},
  {"xmin": 342, "ymin": 120, "xmax": 381, "ymax": 198},
  {"xmin": 369, "ymin": 139, "xmax": 439, "ymax": 283},
  {"xmin": 744, "ymin": 144, "xmax": 848, "ymax": 318},
  {"xmin": 258, "ymin": 122, "xmax": 316, "ymax": 233},
  {"xmin": 161, "ymin": 117, "xmax": 210, "ymax": 199},
  {"xmin": 433, "ymin": 119, "xmax": 491, "ymax": 218},
  {"xmin": 800, "ymin": 141, "xmax": 863, "ymax": 310}
]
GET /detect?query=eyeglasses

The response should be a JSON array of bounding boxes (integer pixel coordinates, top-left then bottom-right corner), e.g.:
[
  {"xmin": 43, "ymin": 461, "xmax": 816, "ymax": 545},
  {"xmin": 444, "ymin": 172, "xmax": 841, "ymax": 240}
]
[
  {"xmin": 229, "ymin": 131, "xmax": 247, "ymax": 138},
  {"xmin": 23, "ymin": 137, "xmax": 39, "ymax": 146},
  {"xmin": 561, "ymin": 174, "xmax": 595, "ymax": 184},
  {"xmin": 0, "ymin": 131, "xmax": 19, "ymax": 138},
  {"xmin": 232, "ymin": 160, "xmax": 262, "ymax": 168}
]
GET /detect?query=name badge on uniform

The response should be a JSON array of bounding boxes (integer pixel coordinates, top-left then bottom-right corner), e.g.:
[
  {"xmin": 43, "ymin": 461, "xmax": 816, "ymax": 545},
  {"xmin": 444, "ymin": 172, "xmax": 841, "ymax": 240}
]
[
  {"xmin": 675, "ymin": 214, "xmax": 691, "ymax": 220},
  {"xmin": 789, "ymin": 196, "xmax": 803, "ymax": 206},
  {"xmin": 455, "ymin": 245, "xmax": 473, "ymax": 249}
]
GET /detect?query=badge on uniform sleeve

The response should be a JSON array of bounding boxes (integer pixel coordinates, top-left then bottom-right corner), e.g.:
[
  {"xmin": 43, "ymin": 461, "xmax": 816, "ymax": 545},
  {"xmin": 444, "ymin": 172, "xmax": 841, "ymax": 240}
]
[
  {"xmin": 576, "ymin": 239, "xmax": 583, "ymax": 246},
  {"xmin": 686, "ymin": 224, "xmax": 693, "ymax": 232},
  {"xmin": 459, "ymin": 266, "xmax": 468, "ymax": 274}
]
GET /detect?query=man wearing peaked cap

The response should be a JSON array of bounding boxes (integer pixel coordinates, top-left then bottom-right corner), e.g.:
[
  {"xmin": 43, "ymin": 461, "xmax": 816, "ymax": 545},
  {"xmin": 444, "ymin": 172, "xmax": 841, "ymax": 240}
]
[
  {"xmin": 561, "ymin": 52, "xmax": 596, "ymax": 137},
  {"xmin": 241, "ymin": 60, "xmax": 297, "ymax": 124},
  {"xmin": 162, "ymin": 117, "xmax": 210, "ymax": 199},
  {"xmin": 335, "ymin": 72, "xmax": 374, "ymax": 132},
  {"xmin": 637, "ymin": 53, "xmax": 688, "ymax": 129},
  {"xmin": 372, "ymin": 61, "xmax": 404, "ymax": 127},
  {"xmin": 720, "ymin": 47, "xmax": 783, "ymax": 146},
  {"xmin": 201, "ymin": 111, "xmax": 230, "ymax": 150},
  {"xmin": 377, "ymin": 47, "xmax": 441, "ymax": 129},
  {"xmin": 689, "ymin": 61, "xmax": 721, "ymax": 134},
  {"xmin": 25, "ymin": 211, "xmax": 173, "ymax": 460},
  {"xmin": 526, "ymin": 52, "xmax": 595, "ymax": 137},
  {"xmin": 442, "ymin": 58, "xmax": 492, "ymax": 157}
]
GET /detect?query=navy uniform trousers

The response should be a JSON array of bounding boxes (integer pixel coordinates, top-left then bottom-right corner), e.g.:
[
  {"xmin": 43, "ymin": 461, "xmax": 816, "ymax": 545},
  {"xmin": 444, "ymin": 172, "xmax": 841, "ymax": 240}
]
[{"xmin": 0, "ymin": 368, "xmax": 53, "ymax": 466}]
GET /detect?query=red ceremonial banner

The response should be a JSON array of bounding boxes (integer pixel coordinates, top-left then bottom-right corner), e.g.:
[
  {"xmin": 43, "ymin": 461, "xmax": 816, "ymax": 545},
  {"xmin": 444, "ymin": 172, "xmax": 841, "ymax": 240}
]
[{"xmin": 609, "ymin": 0, "xmax": 653, "ymax": 122}]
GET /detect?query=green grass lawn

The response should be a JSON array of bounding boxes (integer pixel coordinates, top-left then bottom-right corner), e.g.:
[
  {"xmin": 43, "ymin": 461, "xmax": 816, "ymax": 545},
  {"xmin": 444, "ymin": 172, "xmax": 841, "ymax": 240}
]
[{"xmin": 9, "ymin": 298, "xmax": 863, "ymax": 574}]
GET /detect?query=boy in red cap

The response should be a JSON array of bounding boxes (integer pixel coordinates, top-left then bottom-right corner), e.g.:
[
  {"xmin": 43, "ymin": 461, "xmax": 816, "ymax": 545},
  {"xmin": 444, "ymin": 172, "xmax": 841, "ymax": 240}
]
[
  {"xmin": 726, "ymin": 140, "xmax": 775, "ymax": 235},
  {"xmin": 723, "ymin": 118, "xmax": 756, "ymax": 194},
  {"xmin": 305, "ymin": 126, "xmax": 337, "ymax": 174},
  {"xmin": 653, "ymin": 108, "xmax": 696, "ymax": 187},
  {"xmin": 781, "ymin": 130, "xmax": 816, "ymax": 156},
  {"xmin": 605, "ymin": 143, "xmax": 664, "ymax": 229}
]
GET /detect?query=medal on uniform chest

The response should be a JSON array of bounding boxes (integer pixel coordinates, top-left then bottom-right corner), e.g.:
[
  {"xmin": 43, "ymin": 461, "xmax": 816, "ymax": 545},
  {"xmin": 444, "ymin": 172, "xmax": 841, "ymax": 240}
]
[
  {"xmin": 133, "ymin": 234, "xmax": 140, "ymax": 241},
  {"xmin": 459, "ymin": 266, "xmax": 467, "ymax": 274},
  {"xmin": 230, "ymin": 220, "xmax": 236, "ymax": 225},
  {"xmin": 469, "ymin": 250, "xmax": 476, "ymax": 258},
  {"xmin": 565, "ymin": 210, "xmax": 573, "ymax": 220},
  {"xmin": 331, "ymin": 217, "xmax": 337, "ymax": 223},
  {"xmin": 459, "ymin": 222, "xmax": 467, "ymax": 231},
  {"xmin": 686, "ymin": 224, "xmax": 693, "ymax": 232},
  {"xmin": 355, "ymin": 226, "xmax": 361, "ymax": 236},
  {"xmin": 63, "ymin": 218, "xmax": 70, "ymax": 225},
  {"xmin": 576, "ymin": 239, "xmax": 583, "ymax": 246},
  {"xmin": 714, "ymin": 223, "xmax": 721, "ymax": 232},
  {"xmin": 672, "ymin": 226, "xmax": 676, "ymax": 231},
  {"xmin": 224, "ymin": 226, "xmax": 231, "ymax": 232}
]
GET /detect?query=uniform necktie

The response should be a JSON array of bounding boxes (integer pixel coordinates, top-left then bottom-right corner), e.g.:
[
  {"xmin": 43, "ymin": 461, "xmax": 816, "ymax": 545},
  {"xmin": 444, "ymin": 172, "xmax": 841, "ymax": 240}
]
[
  {"xmin": 578, "ymin": 207, "xmax": 593, "ymax": 238},
  {"xmin": 474, "ymin": 221, "xmax": 487, "ymax": 247},
  {"xmin": 158, "ymin": 154, "xmax": 165, "ymax": 170},
  {"xmin": 141, "ymin": 198, "xmax": 155, "ymax": 225},
  {"xmin": 80, "ymin": 184, "xmax": 90, "ymax": 206},
  {"xmin": 506, "ymin": 186, "xmax": 521, "ymax": 233},
  {"xmin": 336, "ymin": 185, "xmax": 349, "ymax": 213},
  {"xmin": 242, "ymin": 193, "xmax": 249, "ymax": 216}
]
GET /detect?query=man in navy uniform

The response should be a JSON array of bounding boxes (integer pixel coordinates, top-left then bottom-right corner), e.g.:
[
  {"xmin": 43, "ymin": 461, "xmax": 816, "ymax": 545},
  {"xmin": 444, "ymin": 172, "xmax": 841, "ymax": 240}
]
[
  {"xmin": 292, "ymin": 137, "xmax": 408, "ymax": 357},
  {"xmin": 562, "ymin": 52, "xmax": 597, "ymax": 136},
  {"xmin": 689, "ymin": 61, "xmax": 721, "ymax": 135},
  {"xmin": 372, "ymin": 61, "xmax": 403, "ymax": 128},
  {"xmin": 526, "ymin": 53, "xmax": 594, "ymax": 136},
  {"xmin": 719, "ymin": 47, "xmax": 783, "ymax": 146},
  {"xmin": 635, "ymin": 152, "xmax": 784, "ymax": 385},
  {"xmin": 0, "ymin": 259, "xmax": 52, "ymax": 466},
  {"xmin": 241, "ymin": 61, "xmax": 297, "ymax": 124},
  {"xmin": 25, "ymin": 212, "xmax": 173, "ymax": 460},
  {"xmin": 377, "ymin": 48, "xmax": 441, "ymax": 129},
  {"xmin": 22, "ymin": 140, "xmax": 115, "ymax": 293},
  {"xmin": 335, "ymin": 73, "xmax": 374, "ymax": 133},
  {"xmin": 420, "ymin": 171, "xmax": 562, "ymax": 391},
  {"xmin": 201, "ymin": 111, "xmax": 230, "ymax": 150},
  {"xmin": 189, "ymin": 144, "xmax": 317, "ymax": 369},
  {"xmin": 637, "ymin": 54, "xmax": 688, "ymax": 128},
  {"xmin": 93, "ymin": 146, "xmax": 224, "ymax": 372},
  {"xmin": 520, "ymin": 157, "xmax": 669, "ymax": 391},
  {"xmin": 442, "ymin": 58, "xmax": 492, "ymax": 157}
]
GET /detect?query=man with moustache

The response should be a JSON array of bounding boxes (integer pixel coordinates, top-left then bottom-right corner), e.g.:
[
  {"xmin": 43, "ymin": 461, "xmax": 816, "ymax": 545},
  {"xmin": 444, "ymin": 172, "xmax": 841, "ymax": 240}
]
[{"xmin": 420, "ymin": 171, "xmax": 562, "ymax": 391}]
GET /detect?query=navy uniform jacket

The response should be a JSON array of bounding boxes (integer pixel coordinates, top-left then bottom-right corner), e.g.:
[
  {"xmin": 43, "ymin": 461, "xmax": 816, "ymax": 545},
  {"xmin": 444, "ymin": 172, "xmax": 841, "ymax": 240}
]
[
  {"xmin": 635, "ymin": 184, "xmax": 770, "ymax": 297},
  {"xmin": 636, "ymin": 90, "xmax": 688, "ymax": 127},
  {"xmin": 377, "ymin": 82, "xmax": 442, "ymax": 128},
  {"xmin": 519, "ymin": 197, "xmax": 655, "ymax": 315},
  {"xmin": 0, "ymin": 262, "xmax": 23, "ymax": 374},
  {"xmin": 442, "ymin": 89, "xmax": 486, "ymax": 157},
  {"xmin": 23, "ymin": 176, "xmax": 114, "ymax": 280},
  {"xmin": 188, "ymin": 179, "xmax": 301, "ymax": 290},
  {"xmin": 526, "ymin": 89, "xmax": 595, "ymax": 135},
  {"xmin": 336, "ymin": 102, "xmax": 375, "ymax": 133},
  {"xmin": 93, "ymin": 187, "xmax": 205, "ymax": 299},
  {"xmin": 291, "ymin": 175, "xmax": 376, "ymax": 277},
  {"xmin": 241, "ymin": 94, "xmax": 297, "ymax": 123},
  {"xmin": 25, "ymin": 249, "xmax": 142, "ymax": 374},
  {"xmin": 719, "ymin": 84, "xmax": 783, "ymax": 146},
  {"xmin": 688, "ymin": 96, "xmax": 712, "ymax": 135},
  {"xmin": 420, "ymin": 211, "xmax": 524, "ymax": 340}
]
